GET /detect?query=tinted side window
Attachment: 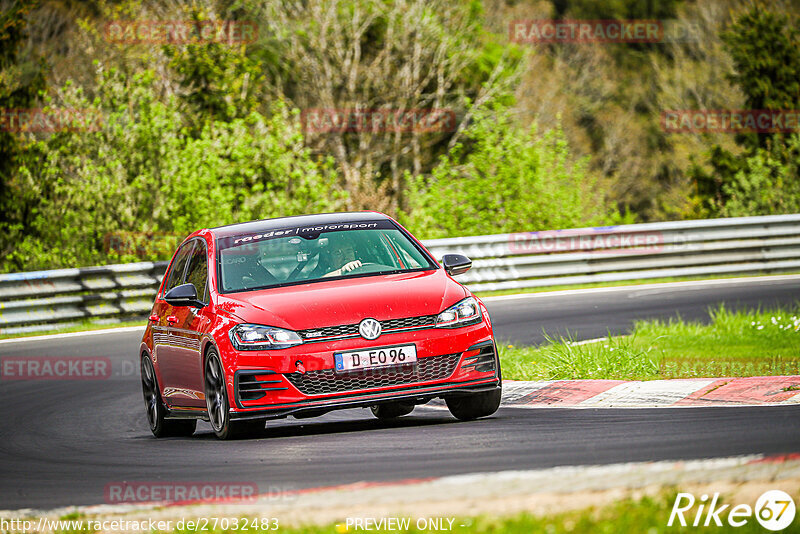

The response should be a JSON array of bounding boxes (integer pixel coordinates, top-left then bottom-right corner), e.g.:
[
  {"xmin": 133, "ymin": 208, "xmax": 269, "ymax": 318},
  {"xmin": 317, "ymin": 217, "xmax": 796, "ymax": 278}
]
[
  {"xmin": 164, "ymin": 242, "xmax": 194, "ymax": 293},
  {"xmin": 184, "ymin": 241, "xmax": 208, "ymax": 302}
]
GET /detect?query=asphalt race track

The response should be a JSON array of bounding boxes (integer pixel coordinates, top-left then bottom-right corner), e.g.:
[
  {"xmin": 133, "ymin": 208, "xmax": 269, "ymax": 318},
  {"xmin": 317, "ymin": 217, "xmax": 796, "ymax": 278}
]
[{"xmin": 1, "ymin": 276, "xmax": 799, "ymax": 509}]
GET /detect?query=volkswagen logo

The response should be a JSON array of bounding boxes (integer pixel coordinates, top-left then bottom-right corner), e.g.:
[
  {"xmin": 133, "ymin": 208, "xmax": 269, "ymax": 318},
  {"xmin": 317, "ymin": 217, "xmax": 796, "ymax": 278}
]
[{"xmin": 358, "ymin": 318, "xmax": 382, "ymax": 340}]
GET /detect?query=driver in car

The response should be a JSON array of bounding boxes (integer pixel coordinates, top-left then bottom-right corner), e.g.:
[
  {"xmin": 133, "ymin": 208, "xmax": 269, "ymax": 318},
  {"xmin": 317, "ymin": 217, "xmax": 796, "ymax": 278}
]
[{"xmin": 322, "ymin": 234, "xmax": 363, "ymax": 277}]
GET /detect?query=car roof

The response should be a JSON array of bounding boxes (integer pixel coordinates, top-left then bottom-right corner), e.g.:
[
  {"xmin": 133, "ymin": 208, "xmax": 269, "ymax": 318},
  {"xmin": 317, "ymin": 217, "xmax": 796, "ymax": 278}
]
[{"xmin": 209, "ymin": 211, "xmax": 391, "ymax": 238}]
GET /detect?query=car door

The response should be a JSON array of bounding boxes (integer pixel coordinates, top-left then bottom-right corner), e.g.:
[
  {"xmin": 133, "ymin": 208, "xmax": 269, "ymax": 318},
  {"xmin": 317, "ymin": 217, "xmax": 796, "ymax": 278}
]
[
  {"xmin": 154, "ymin": 240, "xmax": 201, "ymax": 407},
  {"xmin": 166, "ymin": 238, "xmax": 212, "ymax": 408}
]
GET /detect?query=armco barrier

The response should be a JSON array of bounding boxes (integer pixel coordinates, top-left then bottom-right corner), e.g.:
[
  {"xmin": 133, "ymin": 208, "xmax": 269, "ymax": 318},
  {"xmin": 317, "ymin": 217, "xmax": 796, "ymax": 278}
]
[
  {"xmin": 426, "ymin": 214, "xmax": 800, "ymax": 292},
  {"xmin": 1, "ymin": 215, "xmax": 799, "ymax": 334},
  {"xmin": 0, "ymin": 262, "xmax": 168, "ymax": 334}
]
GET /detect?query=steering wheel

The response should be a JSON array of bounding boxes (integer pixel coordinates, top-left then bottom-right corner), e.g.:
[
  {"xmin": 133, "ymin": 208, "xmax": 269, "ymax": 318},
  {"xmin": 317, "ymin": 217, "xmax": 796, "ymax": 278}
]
[
  {"xmin": 327, "ymin": 261, "xmax": 378, "ymax": 277},
  {"xmin": 350, "ymin": 261, "xmax": 376, "ymax": 271},
  {"xmin": 343, "ymin": 261, "xmax": 386, "ymax": 275}
]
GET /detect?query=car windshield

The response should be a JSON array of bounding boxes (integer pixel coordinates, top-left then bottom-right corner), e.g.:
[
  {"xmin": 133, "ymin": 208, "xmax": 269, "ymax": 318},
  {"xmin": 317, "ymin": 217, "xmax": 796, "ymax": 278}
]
[{"xmin": 216, "ymin": 220, "xmax": 436, "ymax": 293}]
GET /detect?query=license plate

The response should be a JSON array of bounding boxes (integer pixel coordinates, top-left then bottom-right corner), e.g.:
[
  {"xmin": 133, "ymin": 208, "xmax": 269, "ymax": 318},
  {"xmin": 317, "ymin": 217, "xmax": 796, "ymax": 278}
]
[{"xmin": 334, "ymin": 344, "xmax": 417, "ymax": 372}]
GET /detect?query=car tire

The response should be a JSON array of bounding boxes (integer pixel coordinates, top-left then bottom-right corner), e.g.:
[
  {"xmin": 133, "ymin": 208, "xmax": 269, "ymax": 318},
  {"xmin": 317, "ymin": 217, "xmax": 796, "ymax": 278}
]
[
  {"xmin": 141, "ymin": 356, "xmax": 197, "ymax": 438},
  {"xmin": 204, "ymin": 349, "xmax": 265, "ymax": 440},
  {"xmin": 370, "ymin": 402, "xmax": 415, "ymax": 419},
  {"xmin": 445, "ymin": 388, "xmax": 502, "ymax": 421}
]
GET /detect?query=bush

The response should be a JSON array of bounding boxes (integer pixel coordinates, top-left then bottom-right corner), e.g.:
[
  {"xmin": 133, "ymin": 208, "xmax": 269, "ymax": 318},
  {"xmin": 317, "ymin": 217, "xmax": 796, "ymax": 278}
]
[
  {"xmin": 400, "ymin": 104, "xmax": 616, "ymax": 238},
  {"xmin": 719, "ymin": 134, "xmax": 800, "ymax": 217},
  {"xmin": 1, "ymin": 67, "xmax": 344, "ymax": 271}
]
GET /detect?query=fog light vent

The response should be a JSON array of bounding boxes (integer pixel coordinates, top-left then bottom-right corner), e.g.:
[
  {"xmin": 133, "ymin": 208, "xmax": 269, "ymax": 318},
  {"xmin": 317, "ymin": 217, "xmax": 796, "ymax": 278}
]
[
  {"xmin": 236, "ymin": 370, "xmax": 288, "ymax": 402},
  {"xmin": 460, "ymin": 344, "xmax": 496, "ymax": 373}
]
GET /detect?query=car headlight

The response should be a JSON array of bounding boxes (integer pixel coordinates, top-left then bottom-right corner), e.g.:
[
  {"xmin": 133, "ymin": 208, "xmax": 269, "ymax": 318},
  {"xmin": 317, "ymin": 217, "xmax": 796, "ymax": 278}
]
[
  {"xmin": 435, "ymin": 297, "xmax": 482, "ymax": 328},
  {"xmin": 229, "ymin": 324, "xmax": 303, "ymax": 350}
]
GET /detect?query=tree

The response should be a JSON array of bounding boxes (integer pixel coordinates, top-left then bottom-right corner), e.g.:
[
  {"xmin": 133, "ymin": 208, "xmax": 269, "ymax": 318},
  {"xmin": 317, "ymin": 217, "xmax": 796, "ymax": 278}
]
[
  {"xmin": 721, "ymin": 6, "xmax": 800, "ymax": 151},
  {"xmin": 719, "ymin": 134, "xmax": 800, "ymax": 217},
  {"xmin": 1, "ymin": 66, "xmax": 344, "ymax": 271},
  {"xmin": 694, "ymin": 5, "xmax": 800, "ymax": 215},
  {"xmin": 401, "ymin": 103, "xmax": 615, "ymax": 238},
  {"xmin": 163, "ymin": 6, "xmax": 266, "ymax": 129},
  {"xmin": 0, "ymin": 0, "xmax": 47, "ymax": 259},
  {"xmin": 252, "ymin": 0, "xmax": 521, "ymax": 213}
]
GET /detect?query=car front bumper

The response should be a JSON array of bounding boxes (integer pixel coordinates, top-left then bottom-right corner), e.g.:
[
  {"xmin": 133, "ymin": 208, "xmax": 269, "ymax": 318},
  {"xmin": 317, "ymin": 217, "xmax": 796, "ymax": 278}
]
[
  {"xmin": 229, "ymin": 376, "xmax": 501, "ymax": 421},
  {"xmin": 226, "ymin": 330, "xmax": 502, "ymax": 420}
]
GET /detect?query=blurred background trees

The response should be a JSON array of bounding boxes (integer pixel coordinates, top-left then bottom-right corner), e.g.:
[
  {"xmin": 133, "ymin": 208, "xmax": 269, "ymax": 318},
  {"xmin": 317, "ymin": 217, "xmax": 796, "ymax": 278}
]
[
  {"xmin": 690, "ymin": 5, "xmax": 800, "ymax": 216},
  {"xmin": 1, "ymin": 0, "xmax": 798, "ymax": 271}
]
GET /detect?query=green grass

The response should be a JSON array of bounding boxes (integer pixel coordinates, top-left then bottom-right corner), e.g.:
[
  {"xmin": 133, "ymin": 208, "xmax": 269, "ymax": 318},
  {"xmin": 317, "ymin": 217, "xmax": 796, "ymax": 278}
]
[
  {"xmin": 43, "ymin": 491, "xmax": 791, "ymax": 533},
  {"xmin": 500, "ymin": 305, "xmax": 800, "ymax": 380},
  {"xmin": 0, "ymin": 318, "xmax": 147, "ymax": 340},
  {"xmin": 474, "ymin": 271, "xmax": 800, "ymax": 298}
]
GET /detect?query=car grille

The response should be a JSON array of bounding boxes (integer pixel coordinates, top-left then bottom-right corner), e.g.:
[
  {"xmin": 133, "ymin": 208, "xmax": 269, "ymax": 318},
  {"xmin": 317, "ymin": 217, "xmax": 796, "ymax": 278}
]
[
  {"xmin": 298, "ymin": 314, "xmax": 438, "ymax": 341},
  {"xmin": 382, "ymin": 314, "xmax": 438, "ymax": 330},
  {"xmin": 284, "ymin": 353, "xmax": 460, "ymax": 395}
]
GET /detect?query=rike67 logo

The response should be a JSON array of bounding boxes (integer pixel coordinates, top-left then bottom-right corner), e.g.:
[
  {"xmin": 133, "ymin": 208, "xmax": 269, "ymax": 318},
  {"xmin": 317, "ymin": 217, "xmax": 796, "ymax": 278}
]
[{"xmin": 669, "ymin": 490, "xmax": 796, "ymax": 531}]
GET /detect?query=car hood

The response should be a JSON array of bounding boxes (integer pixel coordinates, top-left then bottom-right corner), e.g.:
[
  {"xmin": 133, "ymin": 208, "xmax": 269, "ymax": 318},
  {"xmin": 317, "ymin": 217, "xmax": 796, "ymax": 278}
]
[{"xmin": 216, "ymin": 269, "xmax": 468, "ymax": 330}]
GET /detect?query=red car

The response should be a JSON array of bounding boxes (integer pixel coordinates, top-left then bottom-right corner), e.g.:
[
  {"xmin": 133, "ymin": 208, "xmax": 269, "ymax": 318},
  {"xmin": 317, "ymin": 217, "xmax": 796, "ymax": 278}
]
[{"xmin": 140, "ymin": 212, "xmax": 501, "ymax": 439}]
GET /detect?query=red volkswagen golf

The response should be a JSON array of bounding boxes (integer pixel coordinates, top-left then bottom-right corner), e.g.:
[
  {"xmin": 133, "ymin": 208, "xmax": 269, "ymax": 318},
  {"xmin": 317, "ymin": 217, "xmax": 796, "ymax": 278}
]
[{"xmin": 140, "ymin": 212, "xmax": 501, "ymax": 439}]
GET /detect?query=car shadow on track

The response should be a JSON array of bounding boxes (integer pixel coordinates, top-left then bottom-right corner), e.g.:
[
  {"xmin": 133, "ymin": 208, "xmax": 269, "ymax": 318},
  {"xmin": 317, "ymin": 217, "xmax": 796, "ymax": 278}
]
[
  {"xmin": 152, "ymin": 407, "xmax": 494, "ymax": 441},
  {"xmin": 128, "ymin": 405, "xmax": 510, "ymax": 441},
  {"xmin": 209, "ymin": 416, "xmax": 459, "ymax": 441}
]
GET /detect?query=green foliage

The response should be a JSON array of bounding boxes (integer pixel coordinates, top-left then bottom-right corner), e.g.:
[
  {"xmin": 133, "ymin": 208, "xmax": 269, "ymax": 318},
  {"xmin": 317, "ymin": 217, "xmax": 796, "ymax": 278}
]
[
  {"xmin": 554, "ymin": 0, "xmax": 682, "ymax": 64},
  {"xmin": 553, "ymin": 0, "xmax": 681, "ymax": 19},
  {"xmin": 401, "ymin": 104, "xmax": 615, "ymax": 238},
  {"xmin": 694, "ymin": 5, "xmax": 800, "ymax": 215},
  {"xmin": 720, "ymin": 6, "xmax": 800, "ymax": 153},
  {"xmin": 163, "ymin": 6, "xmax": 265, "ymax": 127},
  {"xmin": 718, "ymin": 134, "xmax": 800, "ymax": 217},
  {"xmin": 722, "ymin": 8, "xmax": 800, "ymax": 116},
  {"xmin": 0, "ymin": 0, "xmax": 47, "ymax": 245},
  {"xmin": 251, "ymin": 0, "xmax": 524, "ymax": 211},
  {"xmin": 1, "ymin": 67, "xmax": 343, "ymax": 271},
  {"xmin": 9, "ymin": 0, "xmax": 800, "ymax": 273}
]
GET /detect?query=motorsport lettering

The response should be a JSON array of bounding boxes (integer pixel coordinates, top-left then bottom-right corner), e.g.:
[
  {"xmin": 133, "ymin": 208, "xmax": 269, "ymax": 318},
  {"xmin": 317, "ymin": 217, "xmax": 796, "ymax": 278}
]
[{"xmin": 232, "ymin": 223, "xmax": 379, "ymax": 245}]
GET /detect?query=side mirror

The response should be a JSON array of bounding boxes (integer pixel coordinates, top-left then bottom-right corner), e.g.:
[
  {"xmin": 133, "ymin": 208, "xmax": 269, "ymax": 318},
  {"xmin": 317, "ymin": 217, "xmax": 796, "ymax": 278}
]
[
  {"xmin": 164, "ymin": 283, "xmax": 205, "ymax": 308},
  {"xmin": 441, "ymin": 254, "xmax": 472, "ymax": 276}
]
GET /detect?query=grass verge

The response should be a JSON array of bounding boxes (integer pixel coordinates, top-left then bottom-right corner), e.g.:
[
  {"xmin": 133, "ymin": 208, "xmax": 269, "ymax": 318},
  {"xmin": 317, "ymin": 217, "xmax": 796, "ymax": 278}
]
[{"xmin": 500, "ymin": 304, "xmax": 800, "ymax": 380}]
